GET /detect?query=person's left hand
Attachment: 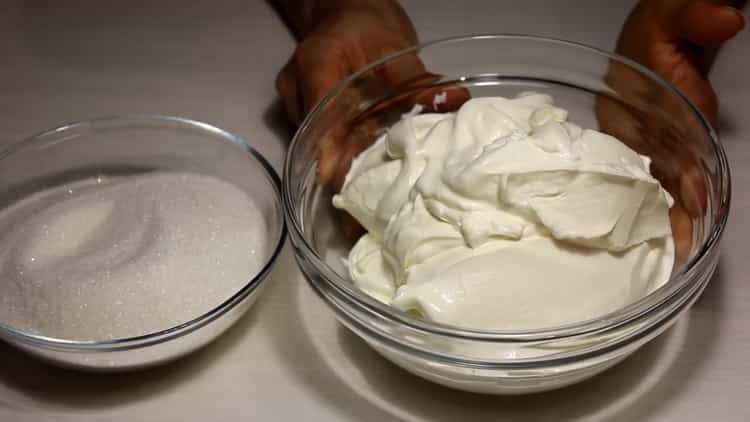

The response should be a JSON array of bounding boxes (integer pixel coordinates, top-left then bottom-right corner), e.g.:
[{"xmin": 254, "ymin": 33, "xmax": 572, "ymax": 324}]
[
  {"xmin": 274, "ymin": 1, "xmax": 427, "ymax": 190},
  {"xmin": 275, "ymin": 2, "xmax": 422, "ymax": 126},
  {"xmin": 275, "ymin": 1, "xmax": 470, "ymax": 191},
  {"xmin": 274, "ymin": 1, "xmax": 470, "ymax": 237}
]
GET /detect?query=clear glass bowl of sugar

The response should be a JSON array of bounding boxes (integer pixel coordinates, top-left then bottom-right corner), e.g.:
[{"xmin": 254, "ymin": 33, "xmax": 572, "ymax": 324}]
[
  {"xmin": 0, "ymin": 115, "xmax": 285, "ymax": 371},
  {"xmin": 283, "ymin": 35, "xmax": 730, "ymax": 394}
]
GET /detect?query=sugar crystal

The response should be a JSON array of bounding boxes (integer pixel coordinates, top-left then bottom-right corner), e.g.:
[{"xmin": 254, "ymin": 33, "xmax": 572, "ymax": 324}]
[{"xmin": 0, "ymin": 172, "xmax": 268, "ymax": 340}]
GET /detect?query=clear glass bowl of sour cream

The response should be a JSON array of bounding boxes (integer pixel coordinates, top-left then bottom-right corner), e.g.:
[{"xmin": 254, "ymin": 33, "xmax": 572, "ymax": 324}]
[
  {"xmin": 283, "ymin": 35, "xmax": 730, "ymax": 394},
  {"xmin": 0, "ymin": 115, "xmax": 285, "ymax": 371}
]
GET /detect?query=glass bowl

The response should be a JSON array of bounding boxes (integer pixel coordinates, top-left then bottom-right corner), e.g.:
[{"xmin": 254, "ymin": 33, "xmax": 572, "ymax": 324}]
[
  {"xmin": 0, "ymin": 115, "xmax": 286, "ymax": 371},
  {"xmin": 283, "ymin": 35, "xmax": 730, "ymax": 394}
]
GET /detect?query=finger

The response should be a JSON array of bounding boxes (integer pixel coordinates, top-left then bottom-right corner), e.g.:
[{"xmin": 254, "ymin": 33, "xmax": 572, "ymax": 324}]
[
  {"xmin": 315, "ymin": 85, "xmax": 367, "ymax": 185},
  {"xmin": 317, "ymin": 124, "xmax": 348, "ymax": 185},
  {"xmin": 643, "ymin": 98, "xmax": 709, "ymax": 218},
  {"xmin": 299, "ymin": 60, "xmax": 349, "ymax": 114},
  {"xmin": 275, "ymin": 59, "xmax": 302, "ymax": 126},
  {"xmin": 378, "ymin": 50, "xmax": 426, "ymax": 87},
  {"xmin": 294, "ymin": 39, "xmax": 352, "ymax": 115},
  {"xmin": 332, "ymin": 118, "xmax": 381, "ymax": 191},
  {"xmin": 648, "ymin": 119, "xmax": 709, "ymax": 218},
  {"xmin": 652, "ymin": 71, "xmax": 713, "ymax": 218},
  {"xmin": 292, "ymin": 39, "xmax": 356, "ymax": 185},
  {"xmin": 359, "ymin": 75, "xmax": 472, "ymax": 119},
  {"xmin": 619, "ymin": 43, "xmax": 713, "ymax": 220},
  {"xmin": 413, "ymin": 84, "xmax": 472, "ymax": 113},
  {"xmin": 668, "ymin": 70, "xmax": 719, "ymax": 130},
  {"xmin": 675, "ymin": 2, "xmax": 745, "ymax": 48},
  {"xmin": 594, "ymin": 90, "xmax": 708, "ymax": 222},
  {"xmin": 680, "ymin": 160, "xmax": 707, "ymax": 218},
  {"xmin": 595, "ymin": 96, "xmax": 645, "ymax": 147},
  {"xmin": 670, "ymin": 201, "xmax": 693, "ymax": 262},
  {"xmin": 377, "ymin": 51, "xmax": 471, "ymax": 113}
]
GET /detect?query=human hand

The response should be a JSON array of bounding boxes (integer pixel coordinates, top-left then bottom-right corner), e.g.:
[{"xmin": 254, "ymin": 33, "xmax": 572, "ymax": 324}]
[
  {"xmin": 275, "ymin": 1, "xmax": 421, "ymax": 125},
  {"xmin": 598, "ymin": 0, "xmax": 743, "ymax": 259},
  {"xmin": 274, "ymin": 0, "xmax": 469, "ymax": 191},
  {"xmin": 615, "ymin": 0, "xmax": 744, "ymax": 128},
  {"xmin": 274, "ymin": 0, "xmax": 422, "ymax": 190}
]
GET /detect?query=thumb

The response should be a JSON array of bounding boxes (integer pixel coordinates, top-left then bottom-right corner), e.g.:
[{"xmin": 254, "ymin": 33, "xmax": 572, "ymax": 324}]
[{"xmin": 675, "ymin": 1, "xmax": 745, "ymax": 48}]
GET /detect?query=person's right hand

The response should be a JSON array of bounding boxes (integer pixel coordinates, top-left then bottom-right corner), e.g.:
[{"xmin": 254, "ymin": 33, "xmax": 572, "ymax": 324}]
[
  {"xmin": 615, "ymin": 0, "xmax": 744, "ymax": 129},
  {"xmin": 598, "ymin": 0, "xmax": 744, "ymax": 259}
]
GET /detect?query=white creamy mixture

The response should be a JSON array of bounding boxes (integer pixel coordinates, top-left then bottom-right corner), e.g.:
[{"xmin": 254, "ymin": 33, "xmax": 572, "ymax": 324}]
[
  {"xmin": 0, "ymin": 172, "xmax": 267, "ymax": 340},
  {"xmin": 333, "ymin": 93, "xmax": 675, "ymax": 330}
]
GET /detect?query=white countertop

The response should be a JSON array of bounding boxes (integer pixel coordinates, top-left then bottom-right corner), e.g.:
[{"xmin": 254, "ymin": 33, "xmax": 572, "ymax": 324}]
[{"xmin": 1, "ymin": 1, "xmax": 749, "ymax": 420}]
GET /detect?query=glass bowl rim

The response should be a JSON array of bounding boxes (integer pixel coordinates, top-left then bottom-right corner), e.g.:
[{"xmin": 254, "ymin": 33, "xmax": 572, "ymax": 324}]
[
  {"xmin": 0, "ymin": 114, "xmax": 287, "ymax": 352},
  {"xmin": 283, "ymin": 33, "xmax": 731, "ymax": 342}
]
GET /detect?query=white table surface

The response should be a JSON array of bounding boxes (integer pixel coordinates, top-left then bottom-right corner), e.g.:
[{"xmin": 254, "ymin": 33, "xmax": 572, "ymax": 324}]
[{"xmin": 1, "ymin": 1, "xmax": 748, "ymax": 421}]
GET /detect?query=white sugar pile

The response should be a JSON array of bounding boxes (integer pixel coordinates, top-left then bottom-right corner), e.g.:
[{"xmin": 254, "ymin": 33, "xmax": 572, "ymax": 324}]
[{"xmin": 0, "ymin": 172, "xmax": 268, "ymax": 340}]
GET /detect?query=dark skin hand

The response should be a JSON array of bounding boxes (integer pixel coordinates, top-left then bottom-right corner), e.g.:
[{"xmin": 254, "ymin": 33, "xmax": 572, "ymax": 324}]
[
  {"xmin": 273, "ymin": 0, "xmax": 422, "ymax": 125},
  {"xmin": 274, "ymin": 0, "xmax": 744, "ymax": 254},
  {"xmin": 272, "ymin": 0, "xmax": 468, "ymax": 190},
  {"xmin": 616, "ymin": 0, "xmax": 745, "ymax": 129},
  {"xmin": 600, "ymin": 0, "xmax": 744, "ymax": 258},
  {"xmin": 273, "ymin": 0, "xmax": 423, "ymax": 191}
]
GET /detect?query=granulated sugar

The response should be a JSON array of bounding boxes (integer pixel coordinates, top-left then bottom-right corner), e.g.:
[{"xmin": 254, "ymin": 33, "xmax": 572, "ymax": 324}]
[{"xmin": 0, "ymin": 172, "xmax": 268, "ymax": 340}]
